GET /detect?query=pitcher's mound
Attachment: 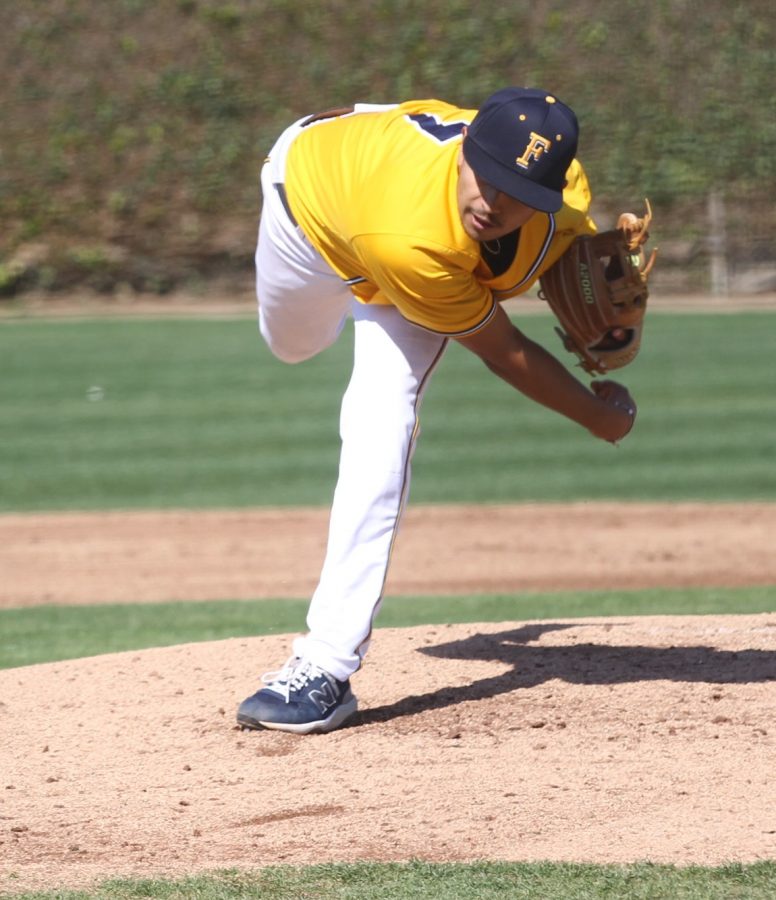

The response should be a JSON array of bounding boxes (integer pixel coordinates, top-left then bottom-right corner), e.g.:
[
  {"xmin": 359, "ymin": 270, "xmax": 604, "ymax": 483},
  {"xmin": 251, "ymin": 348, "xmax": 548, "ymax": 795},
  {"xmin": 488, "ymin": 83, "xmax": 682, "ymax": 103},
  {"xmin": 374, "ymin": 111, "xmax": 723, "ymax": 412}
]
[{"xmin": 2, "ymin": 614, "xmax": 774, "ymax": 892}]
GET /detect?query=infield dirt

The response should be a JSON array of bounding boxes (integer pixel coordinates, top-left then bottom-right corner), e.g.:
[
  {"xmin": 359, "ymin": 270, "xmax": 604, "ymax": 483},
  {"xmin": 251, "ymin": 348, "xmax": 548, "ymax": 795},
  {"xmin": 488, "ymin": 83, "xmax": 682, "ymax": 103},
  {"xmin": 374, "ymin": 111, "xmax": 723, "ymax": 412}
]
[{"xmin": 1, "ymin": 502, "xmax": 775, "ymax": 892}]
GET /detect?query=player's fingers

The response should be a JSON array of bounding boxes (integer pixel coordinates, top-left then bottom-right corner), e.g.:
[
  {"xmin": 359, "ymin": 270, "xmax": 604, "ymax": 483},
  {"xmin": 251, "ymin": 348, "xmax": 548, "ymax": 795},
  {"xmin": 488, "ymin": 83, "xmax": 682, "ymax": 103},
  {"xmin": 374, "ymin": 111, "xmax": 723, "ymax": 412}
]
[
  {"xmin": 592, "ymin": 380, "xmax": 635, "ymax": 411},
  {"xmin": 591, "ymin": 379, "xmax": 617, "ymax": 398}
]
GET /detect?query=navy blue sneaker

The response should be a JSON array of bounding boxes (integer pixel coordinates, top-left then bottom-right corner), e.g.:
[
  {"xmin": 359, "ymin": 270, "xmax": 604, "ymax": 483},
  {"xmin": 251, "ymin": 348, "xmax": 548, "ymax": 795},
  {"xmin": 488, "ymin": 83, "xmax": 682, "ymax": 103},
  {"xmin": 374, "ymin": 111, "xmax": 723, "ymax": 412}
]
[{"xmin": 237, "ymin": 657, "xmax": 358, "ymax": 734}]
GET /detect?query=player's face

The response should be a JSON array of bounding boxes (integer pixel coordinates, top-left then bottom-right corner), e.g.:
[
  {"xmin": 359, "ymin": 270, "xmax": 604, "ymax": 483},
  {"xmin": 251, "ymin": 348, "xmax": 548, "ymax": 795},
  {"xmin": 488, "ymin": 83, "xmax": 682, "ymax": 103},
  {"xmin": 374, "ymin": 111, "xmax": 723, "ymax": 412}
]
[{"xmin": 457, "ymin": 149, "xmax": 537, "ymax": 242}]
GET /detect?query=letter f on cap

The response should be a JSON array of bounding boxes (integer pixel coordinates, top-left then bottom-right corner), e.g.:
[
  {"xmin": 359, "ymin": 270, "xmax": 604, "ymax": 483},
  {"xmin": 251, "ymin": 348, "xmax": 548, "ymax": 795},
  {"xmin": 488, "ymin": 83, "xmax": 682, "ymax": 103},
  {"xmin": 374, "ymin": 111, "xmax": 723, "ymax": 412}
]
[{"xmin": 516, "ymin": 132, "xmax": 553, "ymax": 168}]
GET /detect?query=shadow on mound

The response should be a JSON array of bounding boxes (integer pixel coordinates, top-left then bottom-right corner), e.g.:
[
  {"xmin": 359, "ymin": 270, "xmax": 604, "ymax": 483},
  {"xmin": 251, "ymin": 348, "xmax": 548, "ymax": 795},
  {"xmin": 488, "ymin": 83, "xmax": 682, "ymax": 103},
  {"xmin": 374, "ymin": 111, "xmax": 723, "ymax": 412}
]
[{"xmin": 351, "ymin": 622, "xmax": 776, "ymax": 728}]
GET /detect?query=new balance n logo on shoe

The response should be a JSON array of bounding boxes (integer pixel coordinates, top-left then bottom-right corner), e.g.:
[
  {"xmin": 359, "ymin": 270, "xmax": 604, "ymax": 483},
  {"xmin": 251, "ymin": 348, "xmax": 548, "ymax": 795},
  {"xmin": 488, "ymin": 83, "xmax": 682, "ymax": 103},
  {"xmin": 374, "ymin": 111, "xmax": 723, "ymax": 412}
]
[{"xmin": 308, "ymin": 680, "xmax": 338, "ymax": 714}]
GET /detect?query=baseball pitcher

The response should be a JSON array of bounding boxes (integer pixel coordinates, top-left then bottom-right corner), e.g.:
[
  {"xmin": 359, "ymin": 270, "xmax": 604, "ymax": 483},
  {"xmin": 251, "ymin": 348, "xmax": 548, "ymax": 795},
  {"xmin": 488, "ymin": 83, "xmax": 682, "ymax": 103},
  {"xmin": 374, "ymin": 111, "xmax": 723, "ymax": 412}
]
[{"xmin": 237, "ymin": 88, "xmax": 655, "ymax": 734}]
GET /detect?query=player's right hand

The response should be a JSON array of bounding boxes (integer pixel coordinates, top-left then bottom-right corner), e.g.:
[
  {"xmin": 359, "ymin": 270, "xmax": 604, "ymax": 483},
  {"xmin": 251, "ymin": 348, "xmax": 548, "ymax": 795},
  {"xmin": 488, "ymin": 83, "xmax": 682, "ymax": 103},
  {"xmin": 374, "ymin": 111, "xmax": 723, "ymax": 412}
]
[{"xmin": 590, "ymin": 379, "xmax": 637, "ymax": 444}]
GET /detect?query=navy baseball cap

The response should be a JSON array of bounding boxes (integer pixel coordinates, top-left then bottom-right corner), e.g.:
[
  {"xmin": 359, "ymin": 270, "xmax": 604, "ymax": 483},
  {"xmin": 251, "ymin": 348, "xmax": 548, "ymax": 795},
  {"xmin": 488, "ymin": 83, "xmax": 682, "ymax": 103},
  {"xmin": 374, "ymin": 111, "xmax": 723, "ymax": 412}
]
[{"xmin": 462, "ymin": 87, "xmax": 579, "ymax": 213}]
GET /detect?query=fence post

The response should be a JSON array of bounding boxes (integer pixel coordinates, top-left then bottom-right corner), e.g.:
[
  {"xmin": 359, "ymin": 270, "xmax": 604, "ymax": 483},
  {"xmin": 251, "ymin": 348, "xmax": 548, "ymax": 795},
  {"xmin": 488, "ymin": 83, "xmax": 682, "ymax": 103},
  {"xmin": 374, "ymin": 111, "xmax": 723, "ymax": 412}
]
[{"xmin": 708, "ymin": 191, "xmax": 729, "ymax": 296}]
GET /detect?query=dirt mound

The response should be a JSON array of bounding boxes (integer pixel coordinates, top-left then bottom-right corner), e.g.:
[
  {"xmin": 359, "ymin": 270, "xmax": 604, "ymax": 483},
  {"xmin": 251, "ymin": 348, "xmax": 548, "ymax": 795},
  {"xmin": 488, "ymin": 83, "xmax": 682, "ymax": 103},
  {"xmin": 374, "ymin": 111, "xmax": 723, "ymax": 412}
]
[
  {"xmin": 2, "ymin": 616, "xmax": 774, "ymax": 893},
  {"xmin": 1, "ymin": 502, "xmax": 775, "ymax": 892}
]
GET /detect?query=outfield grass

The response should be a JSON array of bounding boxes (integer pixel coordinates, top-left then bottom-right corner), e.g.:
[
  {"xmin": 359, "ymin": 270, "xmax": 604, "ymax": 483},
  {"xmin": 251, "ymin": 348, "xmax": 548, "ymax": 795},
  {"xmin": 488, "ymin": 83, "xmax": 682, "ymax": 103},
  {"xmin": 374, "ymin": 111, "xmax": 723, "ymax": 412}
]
[
  {"xmin": 3, "ymin": 860, "xmax": 776, "ymax": 899},
  {"xmin": 1, "ymin": 311, "xmax": 776, "ymax": 511}
]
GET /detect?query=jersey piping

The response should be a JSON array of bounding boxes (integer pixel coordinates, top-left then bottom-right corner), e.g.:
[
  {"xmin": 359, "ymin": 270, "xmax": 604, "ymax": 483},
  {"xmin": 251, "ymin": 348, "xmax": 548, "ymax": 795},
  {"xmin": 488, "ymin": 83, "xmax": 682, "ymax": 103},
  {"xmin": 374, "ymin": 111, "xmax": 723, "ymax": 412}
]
[{"xmin": 492, "ymin": 214, "xmax": 557, "ymax": 298}]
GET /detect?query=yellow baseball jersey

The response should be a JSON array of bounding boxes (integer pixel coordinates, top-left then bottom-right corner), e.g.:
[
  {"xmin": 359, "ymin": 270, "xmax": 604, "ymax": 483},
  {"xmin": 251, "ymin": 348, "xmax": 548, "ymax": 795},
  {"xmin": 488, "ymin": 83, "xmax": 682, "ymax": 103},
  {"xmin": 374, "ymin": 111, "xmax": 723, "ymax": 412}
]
[{"xmin": 284, "ymin": 100, "xmax": 596, "ymax": 336}]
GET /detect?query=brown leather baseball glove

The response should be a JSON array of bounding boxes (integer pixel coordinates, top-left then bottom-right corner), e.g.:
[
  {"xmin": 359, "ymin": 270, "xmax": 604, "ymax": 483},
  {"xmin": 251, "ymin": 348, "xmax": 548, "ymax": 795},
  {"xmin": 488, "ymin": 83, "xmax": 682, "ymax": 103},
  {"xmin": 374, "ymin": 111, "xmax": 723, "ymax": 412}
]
[{"xmin": 538, "ymin": 200, "xmax": 657, "ymax": 375}]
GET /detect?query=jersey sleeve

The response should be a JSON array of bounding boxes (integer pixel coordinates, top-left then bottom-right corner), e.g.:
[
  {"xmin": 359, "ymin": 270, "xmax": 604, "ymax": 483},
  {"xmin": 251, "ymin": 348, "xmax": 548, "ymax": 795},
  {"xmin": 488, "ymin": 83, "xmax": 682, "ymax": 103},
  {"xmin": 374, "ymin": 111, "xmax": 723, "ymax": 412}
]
[{"xmin": 351, "ymin": 233, "xmax": 496, "ymax": 336}]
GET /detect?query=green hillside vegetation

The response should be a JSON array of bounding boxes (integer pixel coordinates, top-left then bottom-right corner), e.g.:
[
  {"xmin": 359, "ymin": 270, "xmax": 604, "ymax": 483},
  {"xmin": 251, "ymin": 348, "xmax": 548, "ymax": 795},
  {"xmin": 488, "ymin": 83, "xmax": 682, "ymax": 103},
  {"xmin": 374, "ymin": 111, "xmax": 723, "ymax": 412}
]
[{"xmin": 3, "ymin": 0, "xmax": 776, "ymax": 295}]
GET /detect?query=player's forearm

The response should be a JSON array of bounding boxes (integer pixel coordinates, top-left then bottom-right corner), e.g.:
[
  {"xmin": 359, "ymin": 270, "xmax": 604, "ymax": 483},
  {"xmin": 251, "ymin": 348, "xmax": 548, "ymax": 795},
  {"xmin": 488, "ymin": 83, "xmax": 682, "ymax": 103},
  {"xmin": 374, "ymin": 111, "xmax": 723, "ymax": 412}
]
[
  {"xmin": 459, "ymin": 308, "xmax": 634, "ymax": 441},
  {"xmin": 481, "ymin": 339, "xmax": 627, "ymax": 439}
]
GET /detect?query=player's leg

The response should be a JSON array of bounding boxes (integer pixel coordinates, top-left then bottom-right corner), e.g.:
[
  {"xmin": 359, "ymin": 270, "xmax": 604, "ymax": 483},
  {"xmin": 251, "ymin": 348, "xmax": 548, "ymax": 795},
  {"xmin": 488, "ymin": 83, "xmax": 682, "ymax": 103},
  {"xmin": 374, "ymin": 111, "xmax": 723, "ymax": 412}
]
[
  {"xmin": 255, "ymin": 123, "xmax": 352, "ymax": 363},
  {"xmin": 238, "ymin": 302, "xmax": 447, "ymax": 733},
  {"xmin": 294, "ymin": 302, "xmax": 448, "ymax": 677}
]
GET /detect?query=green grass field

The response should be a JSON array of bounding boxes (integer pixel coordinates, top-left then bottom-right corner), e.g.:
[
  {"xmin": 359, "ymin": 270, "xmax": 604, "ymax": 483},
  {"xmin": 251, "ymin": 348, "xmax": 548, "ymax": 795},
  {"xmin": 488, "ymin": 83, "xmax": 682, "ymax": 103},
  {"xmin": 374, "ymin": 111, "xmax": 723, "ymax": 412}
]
[
  {"xmin": 2, "ymin": 585, "xmax": 775, "ymax": 671},
  {"xmin": 4, "ymin": 860, "xmax": 776, "ymax": 900},
  {"xmin": 1, "ymin": 310, "xmax": 775, "ymax": 899},
  {"xmin": 2, "ymin": 311, "xmax": 776, "ymax": 511}
]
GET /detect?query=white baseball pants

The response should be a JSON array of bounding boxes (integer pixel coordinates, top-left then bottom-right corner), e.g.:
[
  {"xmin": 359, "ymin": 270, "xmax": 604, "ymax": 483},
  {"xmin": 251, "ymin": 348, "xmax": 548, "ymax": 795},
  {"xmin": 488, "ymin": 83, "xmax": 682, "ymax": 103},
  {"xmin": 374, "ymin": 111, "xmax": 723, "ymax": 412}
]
[{"xmin": 255, "ymin": 119, "xmax": 448, "ymax": 681}]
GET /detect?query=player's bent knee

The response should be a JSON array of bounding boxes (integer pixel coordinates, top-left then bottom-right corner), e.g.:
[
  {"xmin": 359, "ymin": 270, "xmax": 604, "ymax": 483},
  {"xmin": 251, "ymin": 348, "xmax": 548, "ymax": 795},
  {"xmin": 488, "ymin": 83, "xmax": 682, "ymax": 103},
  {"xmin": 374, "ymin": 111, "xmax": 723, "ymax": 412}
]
[
  {"xmin": 266, "ymin": 342, "xmax": 313, "ymax": 364},
  {"xmin": 258, "ymin": 324, "xmax": 316, "ymax": 364}
]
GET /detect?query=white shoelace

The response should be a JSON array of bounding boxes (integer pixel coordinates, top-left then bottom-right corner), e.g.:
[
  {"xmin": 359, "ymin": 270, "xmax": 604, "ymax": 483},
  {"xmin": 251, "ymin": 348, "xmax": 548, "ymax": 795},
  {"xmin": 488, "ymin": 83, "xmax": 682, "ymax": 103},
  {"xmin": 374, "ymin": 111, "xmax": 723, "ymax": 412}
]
[{"xmin": 261, "ymin": 656, "xmax": 325, "ymax": 701}]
